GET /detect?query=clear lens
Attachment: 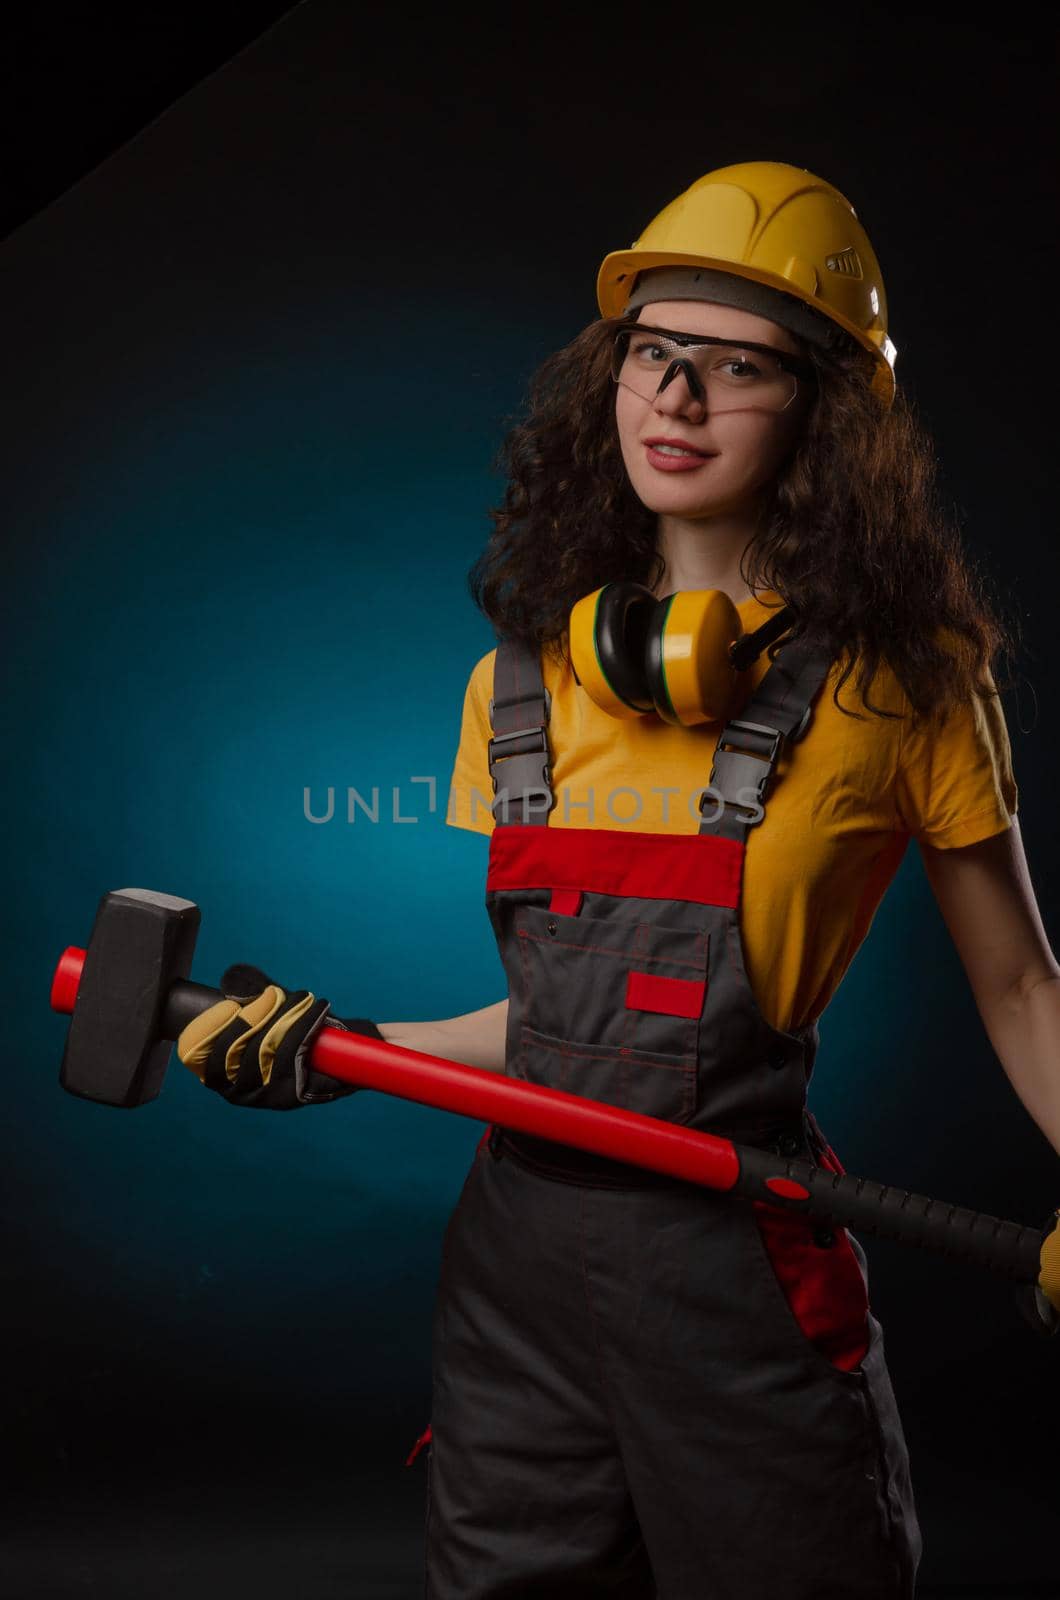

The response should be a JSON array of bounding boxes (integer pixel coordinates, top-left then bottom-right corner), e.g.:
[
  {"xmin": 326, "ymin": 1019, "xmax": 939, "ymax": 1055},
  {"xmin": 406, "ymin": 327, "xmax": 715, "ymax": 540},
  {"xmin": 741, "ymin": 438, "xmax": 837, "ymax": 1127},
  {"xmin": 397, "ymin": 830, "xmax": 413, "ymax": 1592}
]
[{"xmin": 611, "ymin": 327, "xmax": 801, "ymax": 412}]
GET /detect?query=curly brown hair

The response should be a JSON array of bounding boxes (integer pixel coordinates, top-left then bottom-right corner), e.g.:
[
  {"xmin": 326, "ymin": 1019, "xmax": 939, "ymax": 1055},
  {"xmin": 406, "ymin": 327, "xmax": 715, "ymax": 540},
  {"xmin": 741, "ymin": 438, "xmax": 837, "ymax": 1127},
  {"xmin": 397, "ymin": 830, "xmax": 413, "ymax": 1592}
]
[{"xmin": 468, "ymin": 314, "xmax": 1019, "ymax": 726}]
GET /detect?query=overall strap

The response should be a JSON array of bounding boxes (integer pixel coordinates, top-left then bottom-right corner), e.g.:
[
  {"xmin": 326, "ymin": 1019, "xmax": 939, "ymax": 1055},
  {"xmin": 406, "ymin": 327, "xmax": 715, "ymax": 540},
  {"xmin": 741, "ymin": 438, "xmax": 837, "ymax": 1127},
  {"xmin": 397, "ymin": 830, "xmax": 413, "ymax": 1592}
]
[
  {"xmin": 488, "ymin": 635, "xmax": 554, "ymax": 826},
  {"xmin": 699, "ymin": 634, "xmax": 835, "ymax": 844},
  {"xmin": 487, "ymin": 630, "xmax": 833, "ymax": 836}
]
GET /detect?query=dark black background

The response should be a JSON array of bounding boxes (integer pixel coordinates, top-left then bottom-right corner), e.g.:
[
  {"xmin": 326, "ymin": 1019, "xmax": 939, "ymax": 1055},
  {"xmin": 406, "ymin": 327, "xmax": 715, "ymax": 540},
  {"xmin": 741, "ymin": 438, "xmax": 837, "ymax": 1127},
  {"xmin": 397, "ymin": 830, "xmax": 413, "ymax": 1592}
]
[
  {"xmin": 3, "ymin": 4, "xmax": 1058, "ymax": 1596},
  {"xmin": 1, "ymin": 8, "xmax": 299, "ymax": 242}
]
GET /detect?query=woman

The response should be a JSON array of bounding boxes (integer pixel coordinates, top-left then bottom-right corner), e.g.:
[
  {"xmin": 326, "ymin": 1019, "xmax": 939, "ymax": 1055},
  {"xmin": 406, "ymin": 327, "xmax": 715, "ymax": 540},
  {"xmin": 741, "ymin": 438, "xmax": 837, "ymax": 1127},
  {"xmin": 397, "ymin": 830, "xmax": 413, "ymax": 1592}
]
[{"xmin": 178, "ymin": 163, "xmax": 1060, "ymax": 1596}]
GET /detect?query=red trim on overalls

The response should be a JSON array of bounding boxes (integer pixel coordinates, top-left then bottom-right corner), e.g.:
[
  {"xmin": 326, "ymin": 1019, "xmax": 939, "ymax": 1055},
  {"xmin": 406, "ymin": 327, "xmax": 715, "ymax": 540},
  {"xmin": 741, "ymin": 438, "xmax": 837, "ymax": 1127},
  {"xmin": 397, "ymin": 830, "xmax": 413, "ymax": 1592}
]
[
  {"xmin": 405, "ymin": 1423, "xmax": 432, "ymax": 1466},
  {"xmin": 487, "ymin": 824, "xmax": 743, "ymax": 907},
  {"xmin": 549, "ymin": 887, "xmax": 584, "ymax": 915},
  {"xmin": 752, "ymin": 1141, "xmax": 871, "ymax": 1373}
]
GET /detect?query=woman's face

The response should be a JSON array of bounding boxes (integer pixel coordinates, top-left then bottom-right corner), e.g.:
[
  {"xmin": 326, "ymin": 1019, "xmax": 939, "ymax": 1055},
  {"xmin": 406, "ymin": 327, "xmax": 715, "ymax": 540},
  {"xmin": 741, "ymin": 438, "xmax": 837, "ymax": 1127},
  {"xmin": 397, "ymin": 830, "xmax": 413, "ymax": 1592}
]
[{"xmin": 614, "ymin": 299, "xmax": 813, "ymax": 521}]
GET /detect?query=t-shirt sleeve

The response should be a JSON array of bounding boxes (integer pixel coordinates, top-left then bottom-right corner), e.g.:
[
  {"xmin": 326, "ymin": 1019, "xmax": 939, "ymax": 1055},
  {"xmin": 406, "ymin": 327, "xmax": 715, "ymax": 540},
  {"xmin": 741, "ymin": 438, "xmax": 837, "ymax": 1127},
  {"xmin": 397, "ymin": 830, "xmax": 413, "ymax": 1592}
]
[
  {"xmin": 445, "ymin": 649, "xmax": 498, "ymax": 836},
  {"xmin": 894, "ymin": 665, "xmax": 1019, "ymax": 849}
]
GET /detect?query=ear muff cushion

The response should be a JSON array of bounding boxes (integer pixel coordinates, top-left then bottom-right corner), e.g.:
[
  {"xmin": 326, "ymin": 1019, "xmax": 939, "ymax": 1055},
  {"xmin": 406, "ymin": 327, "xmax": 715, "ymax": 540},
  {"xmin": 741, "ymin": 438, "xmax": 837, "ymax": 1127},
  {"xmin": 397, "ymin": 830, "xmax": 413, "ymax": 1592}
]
[
  {"xmin": 646, "ymin": 589, "xmax": 745, "ymax": 726},
  {"xmin": 592, "ymin": 582, "xmax": 658, "ymax": 714},
  {"xmin": 644, "ymin": 595, "xmax": 679, "ymax": 724},
  {"xmin": 571, "ymin": 586, "xmax": 634, "ymax": 715},
  {"xmin": 570, "ymin": 585, "xmax": 652, "ymax": 718},
  {"xmin": 573, "ymin": 585, "xmax": 646, "ymax": 716}
]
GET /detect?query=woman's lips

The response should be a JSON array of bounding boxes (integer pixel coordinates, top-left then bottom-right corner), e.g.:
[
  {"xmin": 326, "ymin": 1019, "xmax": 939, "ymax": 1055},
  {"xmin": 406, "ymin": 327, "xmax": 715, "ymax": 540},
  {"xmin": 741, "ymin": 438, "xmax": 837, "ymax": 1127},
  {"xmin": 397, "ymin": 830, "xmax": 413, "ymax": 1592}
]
[{"xmin": 643, "ymin": 443, "xmax": 717, "ymax": 472}]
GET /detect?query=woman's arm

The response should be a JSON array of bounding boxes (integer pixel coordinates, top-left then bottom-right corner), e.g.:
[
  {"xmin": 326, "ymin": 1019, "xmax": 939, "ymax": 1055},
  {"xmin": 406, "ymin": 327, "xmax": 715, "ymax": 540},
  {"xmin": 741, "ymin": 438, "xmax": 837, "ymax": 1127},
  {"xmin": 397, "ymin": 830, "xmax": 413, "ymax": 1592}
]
[
  {"xmin": 920, "ymin": 819, "xmax": 1060, "ymax": 1156},
  {"xmin": 374, "ymin": 998, "xmax": 509, "ymax": 1074}
]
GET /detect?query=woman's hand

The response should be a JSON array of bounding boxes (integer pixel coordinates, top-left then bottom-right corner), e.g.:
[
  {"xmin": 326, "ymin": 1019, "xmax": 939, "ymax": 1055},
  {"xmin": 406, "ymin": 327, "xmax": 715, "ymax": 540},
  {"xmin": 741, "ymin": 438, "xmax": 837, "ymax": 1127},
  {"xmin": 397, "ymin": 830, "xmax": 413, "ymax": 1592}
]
[
  {"xmin": 176, "ymin": 963, "xmax": 369, "ymax": 1109},
  {"xmin": 1039, "ymin": 1214, "xmax": 1060, "ymax": 1320}
]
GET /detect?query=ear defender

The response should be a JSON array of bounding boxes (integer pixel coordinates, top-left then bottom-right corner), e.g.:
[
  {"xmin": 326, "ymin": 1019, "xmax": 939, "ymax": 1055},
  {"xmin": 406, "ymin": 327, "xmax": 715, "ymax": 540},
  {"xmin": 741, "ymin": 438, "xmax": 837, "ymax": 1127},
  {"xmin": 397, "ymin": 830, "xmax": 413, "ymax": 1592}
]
[
  {"xmin": 569, "ymin": 582, "xmax": 658, "ymax": 719},
  {"xmin": 569, "ymin": 584, "xmax": 793, "ymax": 727}
]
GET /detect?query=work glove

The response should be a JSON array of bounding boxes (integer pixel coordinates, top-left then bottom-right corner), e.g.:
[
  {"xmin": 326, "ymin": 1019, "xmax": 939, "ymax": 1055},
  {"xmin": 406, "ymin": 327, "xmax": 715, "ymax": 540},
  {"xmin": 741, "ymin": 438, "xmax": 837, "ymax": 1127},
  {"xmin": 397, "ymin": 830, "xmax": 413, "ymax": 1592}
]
[
  {"xmin": 1037, "ymin": 1211, "xmax": 1060, "ymax": 1327},
  {"xmin": 1016, "ymin": 1207, "xmax": 1060, "ymax": 1337},
  {"xmin": 176, "ymin": 962, "xmax": 383, "ymax": 1110}
]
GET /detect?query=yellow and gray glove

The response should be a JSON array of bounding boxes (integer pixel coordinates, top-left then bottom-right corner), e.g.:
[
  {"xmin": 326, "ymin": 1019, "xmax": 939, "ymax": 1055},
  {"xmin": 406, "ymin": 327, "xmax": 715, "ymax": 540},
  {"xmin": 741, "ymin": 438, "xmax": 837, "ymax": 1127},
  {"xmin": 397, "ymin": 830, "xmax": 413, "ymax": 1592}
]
[
  {"xmin": 176, "ymin": 963, "xmax": 381, "ymax": 1110},
  {"xmin": 1037, "ymin": 1211, "xmax": 1060, "ymax": 1330}
]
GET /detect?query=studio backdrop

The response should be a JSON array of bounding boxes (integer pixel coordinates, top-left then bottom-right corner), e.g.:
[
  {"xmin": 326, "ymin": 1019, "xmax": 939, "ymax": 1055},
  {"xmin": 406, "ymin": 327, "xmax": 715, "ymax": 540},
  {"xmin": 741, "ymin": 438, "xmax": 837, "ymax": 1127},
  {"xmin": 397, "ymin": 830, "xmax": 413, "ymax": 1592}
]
[{"xmin": 3, "ymin": 3, "xmax": 1057, "ymax": 1595}]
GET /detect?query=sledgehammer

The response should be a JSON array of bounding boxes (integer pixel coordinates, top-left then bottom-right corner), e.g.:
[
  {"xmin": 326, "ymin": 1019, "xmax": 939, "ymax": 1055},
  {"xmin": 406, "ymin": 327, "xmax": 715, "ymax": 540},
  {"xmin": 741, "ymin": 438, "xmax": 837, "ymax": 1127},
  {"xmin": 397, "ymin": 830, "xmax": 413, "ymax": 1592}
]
[{"xmin": 52, "ymin": 888, "xmax": 1059, "ymax": 1336}]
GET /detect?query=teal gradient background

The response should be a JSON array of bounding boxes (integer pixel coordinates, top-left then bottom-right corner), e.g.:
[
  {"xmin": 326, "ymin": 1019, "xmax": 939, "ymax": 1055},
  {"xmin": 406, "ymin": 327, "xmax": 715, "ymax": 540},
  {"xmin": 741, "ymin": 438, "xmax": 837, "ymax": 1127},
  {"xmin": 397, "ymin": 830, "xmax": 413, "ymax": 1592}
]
[{"xmin": 2, "ymin": 4, "xmax": 1057, "ymax": 1594}]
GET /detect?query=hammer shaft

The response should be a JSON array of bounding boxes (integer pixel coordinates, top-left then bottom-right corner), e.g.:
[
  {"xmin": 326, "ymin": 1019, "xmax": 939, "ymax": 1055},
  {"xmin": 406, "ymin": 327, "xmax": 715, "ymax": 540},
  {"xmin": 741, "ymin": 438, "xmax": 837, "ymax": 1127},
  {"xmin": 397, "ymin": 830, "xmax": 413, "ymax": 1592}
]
[{"xmin": 51, "ymin": 944, "xmax": 1050, "ymax": 1292}]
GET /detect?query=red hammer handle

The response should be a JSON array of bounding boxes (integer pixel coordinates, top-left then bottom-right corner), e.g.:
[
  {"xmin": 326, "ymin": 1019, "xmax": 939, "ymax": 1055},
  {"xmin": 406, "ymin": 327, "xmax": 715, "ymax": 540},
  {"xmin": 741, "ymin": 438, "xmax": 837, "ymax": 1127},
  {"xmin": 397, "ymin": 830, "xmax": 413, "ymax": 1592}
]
[
  {"xmin": 50, "ymin": 944, "xmax": 1053, "ymax": 1309},
  {"xmin": 50, "ymin": 945, "xmax": 740, "ymax": 1190}
]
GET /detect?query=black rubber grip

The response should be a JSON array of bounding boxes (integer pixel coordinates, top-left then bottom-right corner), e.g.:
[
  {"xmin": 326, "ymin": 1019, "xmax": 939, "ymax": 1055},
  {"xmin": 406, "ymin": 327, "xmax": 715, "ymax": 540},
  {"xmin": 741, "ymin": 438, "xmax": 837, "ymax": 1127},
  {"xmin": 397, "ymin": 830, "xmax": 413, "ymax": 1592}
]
[{"xmin": 736, "ymin": 1146, "xmax": 1044, "ymax": 1284}]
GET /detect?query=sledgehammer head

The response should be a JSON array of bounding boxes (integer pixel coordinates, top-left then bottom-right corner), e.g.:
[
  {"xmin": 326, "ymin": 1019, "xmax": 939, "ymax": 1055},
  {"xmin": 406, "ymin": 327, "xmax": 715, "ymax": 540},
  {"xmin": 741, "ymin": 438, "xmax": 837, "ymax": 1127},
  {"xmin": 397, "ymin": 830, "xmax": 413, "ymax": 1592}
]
[{"xmin": 59, "ymin": 889, "xmax": 201, "ymax": 1108}]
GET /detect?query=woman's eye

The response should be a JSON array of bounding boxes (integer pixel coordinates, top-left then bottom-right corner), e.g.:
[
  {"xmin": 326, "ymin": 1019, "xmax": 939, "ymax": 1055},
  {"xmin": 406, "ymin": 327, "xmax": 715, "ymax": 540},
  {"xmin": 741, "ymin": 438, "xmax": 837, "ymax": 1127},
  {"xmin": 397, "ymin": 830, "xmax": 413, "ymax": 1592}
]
[
  {"xmin": 631, "ymin": 339, "xmax": 671, "ymax": 363},
  {"xmin": 719, "ymin": 358, "xmax": 762, "ymax": 380}
]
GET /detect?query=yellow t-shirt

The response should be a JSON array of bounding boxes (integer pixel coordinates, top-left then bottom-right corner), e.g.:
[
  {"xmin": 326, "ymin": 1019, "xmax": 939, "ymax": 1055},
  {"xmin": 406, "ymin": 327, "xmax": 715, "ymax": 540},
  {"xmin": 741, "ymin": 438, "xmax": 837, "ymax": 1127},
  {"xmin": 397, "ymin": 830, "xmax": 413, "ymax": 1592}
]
[{"xmin": 445, "ymin": 590, "xmax": 1019, "ymax": 1034}]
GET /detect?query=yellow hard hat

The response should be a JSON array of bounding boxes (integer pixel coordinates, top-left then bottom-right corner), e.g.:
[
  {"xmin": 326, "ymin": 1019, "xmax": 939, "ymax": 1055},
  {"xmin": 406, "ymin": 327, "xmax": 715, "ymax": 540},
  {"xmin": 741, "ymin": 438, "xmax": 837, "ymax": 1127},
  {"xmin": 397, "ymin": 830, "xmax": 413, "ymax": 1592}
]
[{"xmin": 597, "ymin": 161, "xmax": 896, "ymax": 407}]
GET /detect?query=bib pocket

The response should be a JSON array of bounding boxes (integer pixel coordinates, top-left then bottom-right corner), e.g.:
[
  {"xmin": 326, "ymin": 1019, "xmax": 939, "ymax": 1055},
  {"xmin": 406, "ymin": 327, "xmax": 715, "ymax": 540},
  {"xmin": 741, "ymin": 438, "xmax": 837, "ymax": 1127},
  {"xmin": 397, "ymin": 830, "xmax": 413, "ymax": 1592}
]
[{"xmin": 513, "ymin": 906, "xmax": 709, "ymax": 1125}]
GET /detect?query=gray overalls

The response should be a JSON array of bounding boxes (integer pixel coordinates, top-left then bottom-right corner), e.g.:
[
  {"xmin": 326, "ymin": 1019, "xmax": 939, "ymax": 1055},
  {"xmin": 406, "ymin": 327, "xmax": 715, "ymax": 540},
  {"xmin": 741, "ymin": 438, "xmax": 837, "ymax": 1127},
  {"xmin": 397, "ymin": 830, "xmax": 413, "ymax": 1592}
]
[{"xmin": 423, "ymin": 631, "xmax": 922, "ymax": 1598}]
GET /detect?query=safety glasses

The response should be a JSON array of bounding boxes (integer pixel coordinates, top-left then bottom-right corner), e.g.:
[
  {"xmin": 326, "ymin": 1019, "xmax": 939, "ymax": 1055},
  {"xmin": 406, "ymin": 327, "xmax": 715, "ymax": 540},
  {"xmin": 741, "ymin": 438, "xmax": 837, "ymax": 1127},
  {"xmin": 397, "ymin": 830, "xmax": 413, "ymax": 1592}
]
[{"xmin": 610, "ymin": 323, "xmax": 816, "ymax": 413}]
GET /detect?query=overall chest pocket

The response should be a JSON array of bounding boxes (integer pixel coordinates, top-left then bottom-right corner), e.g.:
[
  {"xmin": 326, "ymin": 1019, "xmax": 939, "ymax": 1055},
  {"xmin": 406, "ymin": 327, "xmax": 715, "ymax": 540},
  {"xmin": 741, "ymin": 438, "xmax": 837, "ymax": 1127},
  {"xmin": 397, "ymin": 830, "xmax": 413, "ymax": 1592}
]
[{"xmin": 513, "ymin": 906, "xmax": 709, "ymax": 1126}]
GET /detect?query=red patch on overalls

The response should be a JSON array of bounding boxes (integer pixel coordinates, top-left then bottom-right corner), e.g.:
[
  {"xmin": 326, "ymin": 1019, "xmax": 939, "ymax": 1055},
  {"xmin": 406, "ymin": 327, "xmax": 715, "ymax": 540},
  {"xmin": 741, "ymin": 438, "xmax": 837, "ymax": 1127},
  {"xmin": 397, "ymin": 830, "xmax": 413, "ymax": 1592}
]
[
  {"xmin": 752, "ymin": 1141, "xmax": 870, "ymax": 1373},
  {"xmin": 625, "ymin": 970, "xmax": 706, "ymax": 1019}
]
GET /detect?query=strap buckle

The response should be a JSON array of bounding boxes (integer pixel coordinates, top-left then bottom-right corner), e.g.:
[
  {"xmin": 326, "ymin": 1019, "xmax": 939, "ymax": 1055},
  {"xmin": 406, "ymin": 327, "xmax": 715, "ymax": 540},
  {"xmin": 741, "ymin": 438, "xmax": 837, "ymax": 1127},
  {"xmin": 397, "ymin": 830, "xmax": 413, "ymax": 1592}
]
[
  {"xmin": 488, "ymin": 689, "xmax": 553, "ymax": 821},
  {"xmin": 704, "ymin": 717, "xmax": 784, "ymax": 826},
  {"xmin": 723, "ymin": 718, "xmax": 784, "ymax": 764}
]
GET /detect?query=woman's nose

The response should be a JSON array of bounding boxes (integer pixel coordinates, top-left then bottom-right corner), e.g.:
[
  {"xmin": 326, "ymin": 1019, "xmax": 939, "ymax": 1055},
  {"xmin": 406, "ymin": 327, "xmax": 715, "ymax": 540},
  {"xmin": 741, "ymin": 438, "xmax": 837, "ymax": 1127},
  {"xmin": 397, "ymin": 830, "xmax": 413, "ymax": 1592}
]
[{"xmin": 652, "ymin": 358, "xmax": 709, "ymax": 420}]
